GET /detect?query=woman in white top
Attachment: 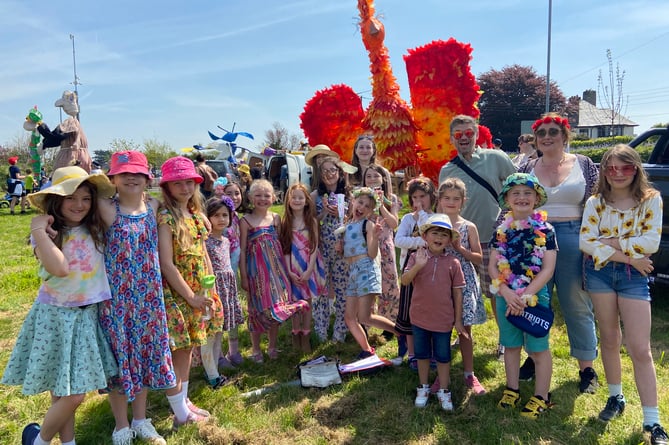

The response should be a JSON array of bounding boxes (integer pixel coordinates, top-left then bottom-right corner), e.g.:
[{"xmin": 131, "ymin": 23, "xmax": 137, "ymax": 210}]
[{"xmin": 518, "ymin": 113, "xmax": 600, "ymax": 393}]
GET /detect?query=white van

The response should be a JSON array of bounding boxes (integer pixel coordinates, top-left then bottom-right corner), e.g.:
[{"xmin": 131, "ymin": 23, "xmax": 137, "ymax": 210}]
[{"xmin": 266, "ymin": 152, "xmax": 312, "ymax": 201}]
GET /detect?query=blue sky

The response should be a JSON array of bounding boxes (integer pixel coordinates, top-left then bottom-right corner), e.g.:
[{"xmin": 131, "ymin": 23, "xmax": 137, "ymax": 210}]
[{"xmin": 1, "ymin": 0, "xmax": 668, "ymax": 154}]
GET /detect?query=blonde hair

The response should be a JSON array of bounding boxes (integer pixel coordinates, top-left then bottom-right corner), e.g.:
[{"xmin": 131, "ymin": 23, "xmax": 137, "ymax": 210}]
[
  {"xmin": 597, "ymin": 144, "xmax": 659, "ymax": 204},
  {"xmin": 160, "ymin": 181, "xmax": 205, "ymax": 250},
  {"xmin": 438, "ymin": 177, "xmax": 467, "ymax": 200},
  {"xmin": 248, "ymin": 179, "xmax": 274, "ymax": 199}
]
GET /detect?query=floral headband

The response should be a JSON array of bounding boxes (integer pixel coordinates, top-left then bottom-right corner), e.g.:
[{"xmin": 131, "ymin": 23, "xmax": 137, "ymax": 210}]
[
  {"xmin": 532, "ymin": 116, "xmax": 570, "ymax": 131},
  {"xmin": 351, "ymin": 186, "xmax": 382, "ymax": 212}
]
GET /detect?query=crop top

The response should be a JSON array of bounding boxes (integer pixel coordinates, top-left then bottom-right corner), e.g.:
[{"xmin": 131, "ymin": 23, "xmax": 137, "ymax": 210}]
[{"xmin": 533, "ymin": 160, "xmax": 586, "ymax": 220}]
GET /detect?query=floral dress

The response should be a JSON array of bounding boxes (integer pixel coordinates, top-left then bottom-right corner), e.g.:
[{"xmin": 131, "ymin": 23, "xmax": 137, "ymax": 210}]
[
  {"xmin": 375, "ymin": 194, "xmax": 400, "ymax": 320},
  {"xmin": 205, "ymin": 235, "xmax": 244, "ymax": 331},
  {"xmin": 313, "ymin": 194, "xmax": 349, "ymax": 342},
  {"xmin": 100, "ymin": 201, "xmax": 176, "ymax": 400},
  {"xmin": 445, "ymin": 220, "xmax": 487, "ymax": 326},
  {"xmin": 158, "ymin": 210, "xmax": 221, "ymax": 350}
]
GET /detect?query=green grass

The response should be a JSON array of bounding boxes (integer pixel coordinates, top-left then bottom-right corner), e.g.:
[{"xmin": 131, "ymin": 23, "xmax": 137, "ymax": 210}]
[{"xmin": 2, "ymin": 206, "xmax": 669, "ymax": 444}]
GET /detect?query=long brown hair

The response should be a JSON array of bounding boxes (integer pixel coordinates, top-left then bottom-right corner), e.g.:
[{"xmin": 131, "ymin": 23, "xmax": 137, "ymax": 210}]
[
  {"xmin": 596, "ymin": 144, "xmax": 659, "ymax": 203},
  {"xmin": 280, "ymin": 183, "xmax": 319, "ymax": 255},
  {"xmin": 43, "ymin": 181, "xmax": 105, "ymax": 251}
]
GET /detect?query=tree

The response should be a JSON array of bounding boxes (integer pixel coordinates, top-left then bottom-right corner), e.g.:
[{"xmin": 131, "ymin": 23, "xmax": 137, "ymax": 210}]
[
  {"xmin": 597, "ymin": 49, "xmax": 627, "ymax": 137},
  {"xmin": 142, "ymin": 138, "xmax": 178, "ymax": 172},
  {"xmin": 264, "ymin": 122, "xmax": 303, "ymax": 151},
  {"xmin": 477, "ymin": 65, "xmax": 566, "ymax": 150}
]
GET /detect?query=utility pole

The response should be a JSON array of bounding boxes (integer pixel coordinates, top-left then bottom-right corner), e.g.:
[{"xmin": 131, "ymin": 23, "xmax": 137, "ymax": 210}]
[
  {"xmin": 545, "ymin": 0, "xmax": 552, "ymax": 113},
  {"xmin": 70, "ymin": 34, "xmax": 81, "ymax": 121}
]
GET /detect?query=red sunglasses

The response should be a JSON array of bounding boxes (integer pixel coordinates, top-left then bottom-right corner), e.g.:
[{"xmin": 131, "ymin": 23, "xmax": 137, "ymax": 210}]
[
  {"xmin": 452, "ymin": 129, "xmax": 475, "ymax": 140},
  {"xmin": 605, "ymin": 165, "xmax": 637, "ymax": 176}
]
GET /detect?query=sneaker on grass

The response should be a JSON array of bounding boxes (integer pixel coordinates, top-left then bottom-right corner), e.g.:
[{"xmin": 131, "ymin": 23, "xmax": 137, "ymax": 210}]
[
  {"xmin": 415, "ymin": 385, "xmax": 430, "ymax": 408},
  {"xmin": 498, "ymin": 388, "xmax": 520, "ymax": 409},
  {"xmin": 578, "ymin": 367, "xmax": 599, "ymax": 394},
  {"xmin": 520, "ymin": 395, "xmax": 551, "ymax": 419},
  {"xmin": 645, "ymin": 423, "xmax": 669, "ymax": 445},
  {"xmin": 465, "ymin": 375, "xmax": 486, "ymax": 395},
  {"xmin": 112, "ymin": 427, "xmax": 136, "ymax": 445},
  {"xmin": 436, "ymin": 389, "xmax": 453, "ymax": 411},
  {"xmin": 132, "ymin": 419, "xmax": 166, "ymax": 445},
  {"xmin": 598, "ymin": 394, "xmax": 625, "ymax": 422}
]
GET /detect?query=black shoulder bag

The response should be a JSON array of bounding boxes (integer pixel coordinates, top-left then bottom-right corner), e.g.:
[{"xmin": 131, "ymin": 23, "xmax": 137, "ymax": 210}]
[{"xmin": 450, "ymin": 156, "xmax": 498, "ymax": 201}]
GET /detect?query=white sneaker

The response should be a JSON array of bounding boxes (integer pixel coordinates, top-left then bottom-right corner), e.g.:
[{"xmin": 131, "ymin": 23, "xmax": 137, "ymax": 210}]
[
  {"xmin": 112, "ymin": 427, "xmax": 136, "ymax": 445},
  {"xmin": 132, "ymin": 419, "xmax": 166, "ymax": 445},
  {"xmin": 415, "ymin": 385, "xmax": 430, "ymax": 407},
  {"xmin": 436, "ymin": 389, "xmax": 453, "ymax": 411}
]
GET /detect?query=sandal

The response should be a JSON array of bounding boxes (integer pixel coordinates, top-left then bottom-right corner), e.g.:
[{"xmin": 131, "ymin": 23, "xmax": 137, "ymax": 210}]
[
  {"xmin": 251, "ymin": 351, "xmax": 264, "ymax": 364},
  {"xmin": 268, "ymin": 348, "xmax": 280, "ymax": 360}
]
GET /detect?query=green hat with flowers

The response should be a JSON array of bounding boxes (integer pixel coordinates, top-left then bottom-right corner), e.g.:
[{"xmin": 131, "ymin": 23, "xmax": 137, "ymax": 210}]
[{"xmin": 498, "ymin": 173, "xmax": 547, "ymax": 210}]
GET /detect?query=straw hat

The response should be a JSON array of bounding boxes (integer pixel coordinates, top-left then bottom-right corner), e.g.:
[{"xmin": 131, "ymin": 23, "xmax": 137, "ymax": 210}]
[
  {"xmin": 28, "ymin": 166, "xmax": 115, "ymax": 212},
  {"xmin": 306, "ymin": 144, "xmax": 357, "ymax": 174},
  {"xmin": 419, "ymin": 214, "xmax": 459, "ymax": 240}
]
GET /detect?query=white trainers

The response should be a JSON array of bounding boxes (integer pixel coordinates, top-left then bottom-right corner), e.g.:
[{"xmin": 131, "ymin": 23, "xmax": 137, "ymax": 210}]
[
  {"xmin": 112, "ymin": 427, "xmax": 136, "ymax": 445},
  {"xmin": 415, "ymin": 385, "xmax": 430, "ymax": 407},
  {"xmin": 132, "ymin": 419, "xmax": 166, "ymax": 445},
  {"xmin": 436, "ymin": 389, "xmax": 453, "ymax": 411}
]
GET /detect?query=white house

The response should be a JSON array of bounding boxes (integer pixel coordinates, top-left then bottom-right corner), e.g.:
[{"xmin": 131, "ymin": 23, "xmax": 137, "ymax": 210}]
[{"xmin": 573, "ymin": 90, "xmax": 637, "ymax": 138}]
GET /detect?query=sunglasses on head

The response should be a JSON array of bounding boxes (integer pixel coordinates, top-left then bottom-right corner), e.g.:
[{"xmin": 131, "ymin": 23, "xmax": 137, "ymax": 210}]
[
  {"xmin": 605, "ymin": 164, "xmax": 637, "ymax": 176},
  {"xmin": 452, "ymin": 129, "xmax": 475, "ymax": 140},
  {"xmin": 535, "ymin": 128, "xmax": 561, "ymax": 138}
]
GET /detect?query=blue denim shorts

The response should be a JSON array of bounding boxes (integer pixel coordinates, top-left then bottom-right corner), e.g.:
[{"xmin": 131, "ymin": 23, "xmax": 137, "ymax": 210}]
[
  {"xmin": 411, "ymin": 324, "xmax": 452, "ymax": 363},
  {"xmin": 345, "ymin": 256, "xmax": 381, "ymax": 296},
  {"xmin": 584, "ymin": 257, "xmax": 650, "ymax": 301}
]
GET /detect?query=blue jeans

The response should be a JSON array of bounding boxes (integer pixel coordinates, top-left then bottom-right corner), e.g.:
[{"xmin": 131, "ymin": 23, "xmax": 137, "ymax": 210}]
[
  {"xmin": 584, "ymin": 257, "xmax": 651, "ymax": 301},
  {"xmin": 548, "ymin": 220, "xmax": 598, "ymax": 361}
]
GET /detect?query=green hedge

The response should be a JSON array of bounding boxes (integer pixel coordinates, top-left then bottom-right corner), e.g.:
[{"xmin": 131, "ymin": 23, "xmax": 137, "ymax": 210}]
[{"xmin": 570, "ymin": 139, "xmax": 654, "ymax": 163}]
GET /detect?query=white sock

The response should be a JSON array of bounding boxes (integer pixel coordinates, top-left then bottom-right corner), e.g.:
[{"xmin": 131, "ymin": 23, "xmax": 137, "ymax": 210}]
[
  {"xmin": 182, "ymin": 380, "xmax": 189, "ymax": 397},
  {"xmin": 200, "ymin": 337, "xmax": 220, "ymax": 380},
  {"xmin": 61, "ymin": 441, "xmax": 75, "ymax": 445},
  {"xmin": 608, "ymin": 383, "xmax": 623, "ymax": 398},
  {"xmin": 34, "ymin": 434, "xmax": 51, "ymax": 445},
  {"xmin": 643, "ymin": 406, "xmax": 661, "ymax": 427},
  {"xmin": 131, "ymin": 418, "xmax": 146, "ymax": 429},
  {"xmin": 464, "ymin": 371, "xmax": 474, "ymax": 379},
  {"xmin": 167, "ymin": 392, "xmax": 189, "ymax": 422}
]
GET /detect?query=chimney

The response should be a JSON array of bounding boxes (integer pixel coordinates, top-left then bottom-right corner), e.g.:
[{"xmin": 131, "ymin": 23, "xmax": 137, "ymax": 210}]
[{"xmin": 583, "ymin": 89, "xmax": 596, "ymax": 106}]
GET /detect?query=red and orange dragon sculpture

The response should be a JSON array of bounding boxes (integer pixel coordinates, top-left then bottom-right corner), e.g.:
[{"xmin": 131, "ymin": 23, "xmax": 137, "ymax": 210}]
[{"xmin": 300, "ymin": 0, "xmax": 481, "ymax": 183}]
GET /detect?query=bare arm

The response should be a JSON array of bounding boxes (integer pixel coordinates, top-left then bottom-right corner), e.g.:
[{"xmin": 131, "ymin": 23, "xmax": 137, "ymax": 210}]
[
  {"xmin": 239, "ymin": 217, "xmax": 249, "ymax": 291},
  {"xmin": 158, "ymin": 222, "xmax": 206, "ymax": 309},
  {"xmin": 31, "ymin": 215, "xmax": 68, "ymax": 277},
  {"xmin": 366, "ymin": 219, "xmax": 379, "ymax": 259}
]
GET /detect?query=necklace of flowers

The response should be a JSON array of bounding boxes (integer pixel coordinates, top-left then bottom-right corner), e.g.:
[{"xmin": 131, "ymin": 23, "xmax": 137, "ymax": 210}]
[{"xmin": 489, "ymin": 210, "xmax": 549, "ymax": 299}]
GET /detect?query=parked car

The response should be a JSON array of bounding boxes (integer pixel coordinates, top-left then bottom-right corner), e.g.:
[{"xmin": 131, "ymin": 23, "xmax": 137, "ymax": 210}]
[
  {"xmin": 265, "ymin": 152, "xmax": 312, "ymax": 201},
  {"xmin": 205, "ymin": 159, "xmax": 238, "ymax": 182},
  {"xmin": 628, "ymin": 124, "xmax": 669, "ymax": 287}
]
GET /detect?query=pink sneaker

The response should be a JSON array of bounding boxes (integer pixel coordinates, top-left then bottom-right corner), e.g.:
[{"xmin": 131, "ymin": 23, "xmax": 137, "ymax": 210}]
[
  {"xmin": 186, "ymin": 399, "xmax": 211, "ymax": 417},
  {"xmin": 465, "ymin": 375, "xmax": 487, "ymax": 395},
  {"xmin": 172, "ymin": 411, "xmax": 208, "ymax": 431}
]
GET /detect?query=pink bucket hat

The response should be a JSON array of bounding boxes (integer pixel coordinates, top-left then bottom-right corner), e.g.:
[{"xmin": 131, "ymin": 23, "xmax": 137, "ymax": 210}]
[
  {"xmin": 160, "ymin": 156, "xmax": 203, "ymax": 185},
  {"xmin": 107, "ymin": 151, "xmax": 153, "ymax": 178}
]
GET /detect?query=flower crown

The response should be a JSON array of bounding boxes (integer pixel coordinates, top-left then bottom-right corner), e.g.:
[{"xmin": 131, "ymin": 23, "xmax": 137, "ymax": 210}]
[
  {"xmin": 351, "ymin": 186, "xmax": 382, "ymax": 212},
  {"xmin": 531, "ymin": 115, "xmax": 570, "ymax": 131}
]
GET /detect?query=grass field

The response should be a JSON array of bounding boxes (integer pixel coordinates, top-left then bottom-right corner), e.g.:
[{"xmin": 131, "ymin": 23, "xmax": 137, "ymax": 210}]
[{"xmin": 1, "ymin": 207, "xmax": 669, "ymax": 444}]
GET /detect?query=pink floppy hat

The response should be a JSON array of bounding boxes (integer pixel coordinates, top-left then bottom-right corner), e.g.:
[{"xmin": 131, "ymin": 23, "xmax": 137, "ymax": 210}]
[
  {"xmin": 107, "ymin": 151, "xmax": 153, "ymax": 178},
  {"xmin": 160, "ymin": 156, "xmax": 203, "ymax": 185}
]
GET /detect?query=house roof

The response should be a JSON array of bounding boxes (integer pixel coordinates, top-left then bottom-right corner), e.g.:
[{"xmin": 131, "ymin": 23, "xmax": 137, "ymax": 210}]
[{"xmin": 577, "ymin": 100, "xmax": 637, "ymax": 128}]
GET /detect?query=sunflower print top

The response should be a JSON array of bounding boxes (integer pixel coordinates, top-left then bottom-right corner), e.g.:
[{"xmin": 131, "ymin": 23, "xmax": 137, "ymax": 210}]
[{"xmin": 579, "ymin": 194, "xmax": 662, "ymax": 270}]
